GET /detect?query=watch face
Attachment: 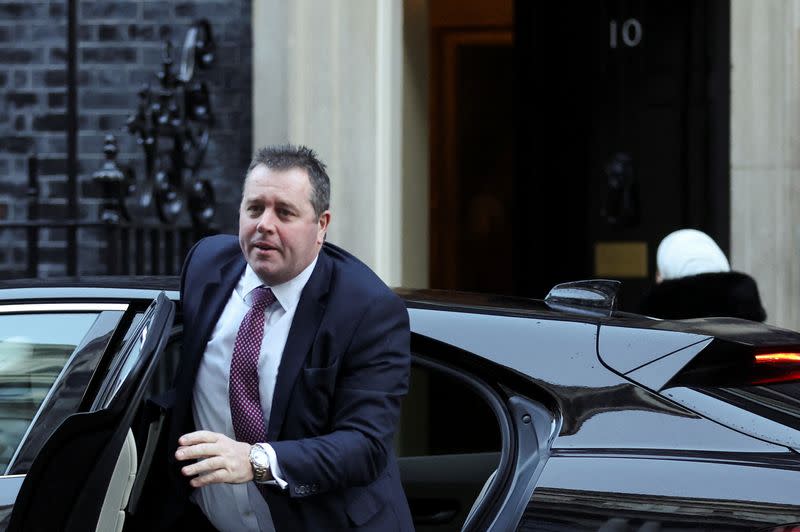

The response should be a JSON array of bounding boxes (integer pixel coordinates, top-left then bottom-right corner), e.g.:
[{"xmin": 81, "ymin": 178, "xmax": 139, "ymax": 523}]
[{"xmin": 250, "ymin": 445, "xmax": 269, "ymax": 468}]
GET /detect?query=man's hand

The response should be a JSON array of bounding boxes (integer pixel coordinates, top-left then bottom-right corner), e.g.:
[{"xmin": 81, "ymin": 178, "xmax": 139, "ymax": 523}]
[{"xmin": 175, "ymin": 431, "xmax": 254, "ymax": 487}]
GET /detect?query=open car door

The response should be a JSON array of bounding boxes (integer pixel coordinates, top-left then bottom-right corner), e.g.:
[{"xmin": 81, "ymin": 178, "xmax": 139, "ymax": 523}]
[{"xmin": 7, "ymin": 292, "xmax": 175, "ymax": 532}]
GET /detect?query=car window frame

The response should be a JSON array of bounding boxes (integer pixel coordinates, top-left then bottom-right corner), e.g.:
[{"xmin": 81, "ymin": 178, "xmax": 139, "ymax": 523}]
[{"xmin": 0, "ymin": 303, "xmax": 128, "ymax": 476}]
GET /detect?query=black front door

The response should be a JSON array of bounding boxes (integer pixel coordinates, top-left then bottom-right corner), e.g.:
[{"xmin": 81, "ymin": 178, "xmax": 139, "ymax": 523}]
[{"xmin": 515, "ymin": 0, "xmax": 730, "ymax": 309}]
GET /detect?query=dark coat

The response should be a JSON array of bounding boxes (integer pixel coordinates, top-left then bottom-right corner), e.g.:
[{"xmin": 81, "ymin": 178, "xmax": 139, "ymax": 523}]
[
  {"xmin": 638, "ymin": 271, "xmax": 767, "ymax": 321},
  {"xmin": 150, "ymin": 235, "xmax": 413, "ymax": 531}
]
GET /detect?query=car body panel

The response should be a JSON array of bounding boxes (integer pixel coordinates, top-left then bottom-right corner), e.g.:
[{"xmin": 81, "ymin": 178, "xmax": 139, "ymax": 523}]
[
  {"xmin": 598, "ymin": 325, "xmax": 711, "ymax": 374},
  {"xmin": 523, "ymin": 451, "xmax": 800, "ymax": 529},
  {"xmin": 623, "ymin": 338, "xmax": 713, "ymax": 390},
  {"xmin": 0, "ymin": 281, "xmax": 799, "ymax": 530}
]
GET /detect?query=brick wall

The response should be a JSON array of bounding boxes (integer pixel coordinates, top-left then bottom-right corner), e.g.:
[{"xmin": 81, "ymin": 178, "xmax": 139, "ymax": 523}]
[{"xmin": 0, "ymin": 0, "xmax": 252, "ymax": 277}]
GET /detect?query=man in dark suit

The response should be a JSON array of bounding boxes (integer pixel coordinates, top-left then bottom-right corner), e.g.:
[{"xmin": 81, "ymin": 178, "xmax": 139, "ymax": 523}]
[{"xmin": 170, "ymin": 145, "xmax": 414, "ymax": 531}]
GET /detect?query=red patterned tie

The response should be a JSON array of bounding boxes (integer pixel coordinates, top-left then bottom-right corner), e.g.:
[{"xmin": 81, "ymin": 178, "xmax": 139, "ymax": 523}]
[{"xmin": 230, "ymin": 286, "xmax": 276, "ymax": 444}]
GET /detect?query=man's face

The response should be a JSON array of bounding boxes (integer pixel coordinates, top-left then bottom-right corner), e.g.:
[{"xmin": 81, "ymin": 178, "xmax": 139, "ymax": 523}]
[{"xmin": 238, "ymin": 164, "xmax": 330, "ymax": 285}]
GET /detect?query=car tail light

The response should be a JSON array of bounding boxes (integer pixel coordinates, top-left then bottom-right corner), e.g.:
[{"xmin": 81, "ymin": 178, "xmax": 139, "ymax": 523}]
[
  {"xmin": 666, "ymin": 343, "xmax": 800, "ymax": 388},
  {"xmin": 750, "ymin": 351, "xmax": 800, "ymax": 385},
  {"xmin": 754, "ymin": 352, "xmax": 800, "ymax": 364}
]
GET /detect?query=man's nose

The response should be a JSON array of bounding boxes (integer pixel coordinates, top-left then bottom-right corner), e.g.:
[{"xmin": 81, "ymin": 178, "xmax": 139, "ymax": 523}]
[{"xmin": 256, "ymin": 210, "xmax": 276, "ymax": 233}]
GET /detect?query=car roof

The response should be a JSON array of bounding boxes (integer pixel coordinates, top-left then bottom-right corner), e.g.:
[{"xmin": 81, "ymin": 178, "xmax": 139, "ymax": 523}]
[
  {"xmin": 0, "ymin": 278, "xmax": 609, "ymax": 321},
  {"xmin": 1, "ymin": 277, "xmax": 797, "ymax": 347}
]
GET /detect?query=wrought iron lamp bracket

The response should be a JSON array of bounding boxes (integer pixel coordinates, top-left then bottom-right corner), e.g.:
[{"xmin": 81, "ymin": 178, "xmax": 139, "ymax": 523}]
[{"xmin": 94, "ymin": 18, "xmax": 217, "ymax": 229}]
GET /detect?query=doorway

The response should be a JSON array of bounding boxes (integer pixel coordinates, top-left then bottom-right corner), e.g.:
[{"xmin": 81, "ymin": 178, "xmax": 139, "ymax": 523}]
[{"xmin": 427, "ymin": 0, "xmax": 730, "ymax": 310}]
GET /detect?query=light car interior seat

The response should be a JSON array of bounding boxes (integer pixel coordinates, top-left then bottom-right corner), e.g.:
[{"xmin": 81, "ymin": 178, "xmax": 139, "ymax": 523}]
[{"xmin": 96, "ymin": 429, "xmax": 138, "ymax": 532}]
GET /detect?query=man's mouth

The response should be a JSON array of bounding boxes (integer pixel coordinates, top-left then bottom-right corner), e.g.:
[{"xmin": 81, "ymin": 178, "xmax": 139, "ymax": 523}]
[{"xmin": 253, "ymin": 242, "xmax": 279, "ymax": 253}]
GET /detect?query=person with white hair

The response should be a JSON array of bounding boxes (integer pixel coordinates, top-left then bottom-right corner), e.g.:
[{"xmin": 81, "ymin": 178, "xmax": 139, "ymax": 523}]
[{"xmin": 639, "ymin": 229, "xmax": 766, "ymax": 321}]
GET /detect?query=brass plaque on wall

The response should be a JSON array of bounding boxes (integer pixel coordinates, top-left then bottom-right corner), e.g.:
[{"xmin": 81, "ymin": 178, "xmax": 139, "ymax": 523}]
[{"xmin": 594, "ymin": 242, "xmax": 648, "ymax": 278}]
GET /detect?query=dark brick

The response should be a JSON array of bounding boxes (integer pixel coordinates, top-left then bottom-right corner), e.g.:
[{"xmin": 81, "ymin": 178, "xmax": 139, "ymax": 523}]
[
  {"xmin": 13, "ymin": 25, "xmax": 30, "ymax": 41},
  {"xmin": 0, "ymin": 49, "xmax": 37, "ymax": 64},
  {"xmin": 80, "ymin": 1, "xmax": 137, "ymax": 19},
  {"xmin": 38, "ymin": 158, "xmax": 67, "ymax": 176},
  {"xmin": 81, "ymin": 47, "xmax": 136, "ymax": 63},
  {"xmin": 79, "ymin": 25, "xmax": 93, "ymax": 41},
  {"xmin": 0, "ymin": 27, "xmax": 12, "ymax": 42},
  {"xmin": 32, "ymin": 113, "xmax": 67, "ymax": 132},
  {"xmin": 140, "ymin": 47, "xmax": 163, "ymax": 65},
  {"xmin": 14, "ymin": 115, "xmax": 25, "ymax": 131},
  {"xmin": 128, "ymin": 24, "xmax": 155, "ymax": 40},
  {"xmin": 0, "ymin": 181, "xmax": 27, "ymax": 196},
  {"xmin": 81, "ymin": 179, "xmax": 104, "ymax": 198},
  {"xmin": 0, "ymin": 203, "xmax": 8, "ymax": 220},
  {"xmin": 42, "ymin": 227, "xmax": 68, "ymax": 242},
  {"xmin": 5, "ymin": 92, "xmax": 37, "ymax": 107},
  {"xmin": 49, "ymin": 3, "xmax": 65, "ymax": 17},
  {"xmin": 50, "ymin": 47, "xmax": 66, "ymax": 63},
  {"xmin": 158, "ymin": 25, "xmax": 172, "ymax": 40},
  {"xmin": 0, "ymin": 136, "xmax": 34, "ymax": 154},
  {"xmin": 32, "ymin": 70, "xmax": 90, "ymax": 88},
  {"xmin": 45, "ymin": 70, "xmax": 66, "ymax": 86},
  {"xmin": 143, "ymin": 2, "xmax": 170, "ymax": 20},
  {"xmin": 0, "ymin": 72, "xmax": 7, "ymax": 87},
  {"xmin": 98, "ymin": 114, "xmax": 129, "ymax": 130},
  {"xmin": 48, "ymin": 92, "xmax": 66, "ymax": 108},
  {"xmin": 0, "ymin": 160, "xmax": 8, "ymax": 175},
  {"xmin": 0, "ymin": 3, "xmax": 36, "ymax": 18},
  {"xmin": 98, "ymin": 25, "xmax": 120, "ymax": 41},
  {"xmin": 39, "ymin": 244, "xmax": 72, "ymax": 264},
  {"xmin": 32, "ymin": 24, "xmax": 65, "ymax": 41},
  {"xmin": 176, "ymin": 2, "xmax": 228, "ymax": 19},
  {"xmin": 95, "ymin": 69, "xmax": 125, "ymax": 85},
  {"xmin": 78, "ymin": 134, "xmax": 105, "ymax": 153},
  {"xmin": 129, "ymin": 69, "xmax": 155, "ymax": 85},
  {"xmin": 13, "ymin": 71, "xmax": 27, "ymax": 88},
  {"xmin": 45, "ymin": 136, "xmax": 66, "ymax": 153},
  {"xmin": 46, "ymin": 180, "xmax": 67, "ymax": 199},
  {"xmin": 80, "ymin": 90, "xmax": 131, "ymax": 109}
]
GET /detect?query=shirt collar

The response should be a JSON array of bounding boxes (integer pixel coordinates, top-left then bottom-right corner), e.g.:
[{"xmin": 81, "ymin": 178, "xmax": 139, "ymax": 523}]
[{"xmin": 241, "ymin": 255, "xmax": 319, "ymax": 312}]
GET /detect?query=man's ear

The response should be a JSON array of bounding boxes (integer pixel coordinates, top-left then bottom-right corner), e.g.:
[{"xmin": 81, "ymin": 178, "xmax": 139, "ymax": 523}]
[{"xmin": 317, "ymin": 211, "xmax": 331, "ymax": 244}]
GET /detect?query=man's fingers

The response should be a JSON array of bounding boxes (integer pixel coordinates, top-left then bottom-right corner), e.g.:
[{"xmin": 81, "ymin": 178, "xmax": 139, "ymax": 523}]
[
  {"xmin": 181, "ymin": 456, "xmax": 227, "ymax": 477},
  {"xmin": 175, "ymin": 442, "xmax": 217, "ymax": 461},
  {"xmin": 178, "ymin": 430, "xmax": 219, "ymax": 446},
  {"xmin": 190, "ymin": 468, "xmax": 227, "ymax": 488}
]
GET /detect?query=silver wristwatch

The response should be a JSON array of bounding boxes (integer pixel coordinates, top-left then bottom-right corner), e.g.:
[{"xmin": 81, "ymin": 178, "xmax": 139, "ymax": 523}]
[{"xmin": 249, "ymin": 443, "xmax": 271, "ymax": 482}]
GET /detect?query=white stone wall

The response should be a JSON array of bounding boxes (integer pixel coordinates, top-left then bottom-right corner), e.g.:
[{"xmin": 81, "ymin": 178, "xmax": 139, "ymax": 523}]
[
  {"xmin": 252, "ymin": 0, "xmax": 409, "ymax": 287},
  {"xmin": 731, "ymin": 0, "xmax": 800, "ymax": 329}
]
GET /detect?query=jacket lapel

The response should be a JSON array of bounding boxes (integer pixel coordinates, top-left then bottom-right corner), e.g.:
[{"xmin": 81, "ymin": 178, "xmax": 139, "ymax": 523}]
[
  {"xmin": 186, "ymin": 252, "xmax": 246, "ymax": 386},
  {"xmin": 170, "ymin": 243, "xmax": 245, "ymax": 458},
  {"xmin": 267, "ymin": 250, "xmax": 332, "ymax": 440}
]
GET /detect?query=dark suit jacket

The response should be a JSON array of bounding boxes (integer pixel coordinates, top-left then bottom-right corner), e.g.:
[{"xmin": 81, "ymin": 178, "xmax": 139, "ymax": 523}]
[{"xmin": 165, "ymin": 235, "xmax": 414, "ymax": 531}]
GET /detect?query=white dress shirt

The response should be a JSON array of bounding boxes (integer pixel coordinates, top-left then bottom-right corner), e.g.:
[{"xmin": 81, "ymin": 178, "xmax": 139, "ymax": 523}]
[{"xmin": 190, "ymin": 257, "xmax": 318, "ymax": 532}]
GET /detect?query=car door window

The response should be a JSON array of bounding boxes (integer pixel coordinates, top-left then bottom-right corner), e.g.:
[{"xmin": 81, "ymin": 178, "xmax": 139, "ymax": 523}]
[
  {"xmin": 0, "ymin": 312, "xmax": 100, "ymax": 471},
  {"xmin": 397, "ymin": 360, "xmax": 503, "ymax": 532}
]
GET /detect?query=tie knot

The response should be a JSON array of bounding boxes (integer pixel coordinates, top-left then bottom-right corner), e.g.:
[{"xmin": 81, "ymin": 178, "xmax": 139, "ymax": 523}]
[{"xmin": 251, "ymin": 286, "xmax": 276, "ymax": 309}]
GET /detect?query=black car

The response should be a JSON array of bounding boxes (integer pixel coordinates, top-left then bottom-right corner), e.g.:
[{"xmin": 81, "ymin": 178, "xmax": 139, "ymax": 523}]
[{"xmin": 1, "ymin": 277, "xmax": 800, "ymax": 531}]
